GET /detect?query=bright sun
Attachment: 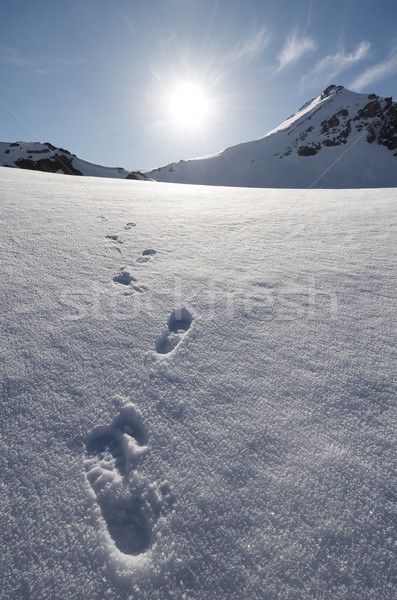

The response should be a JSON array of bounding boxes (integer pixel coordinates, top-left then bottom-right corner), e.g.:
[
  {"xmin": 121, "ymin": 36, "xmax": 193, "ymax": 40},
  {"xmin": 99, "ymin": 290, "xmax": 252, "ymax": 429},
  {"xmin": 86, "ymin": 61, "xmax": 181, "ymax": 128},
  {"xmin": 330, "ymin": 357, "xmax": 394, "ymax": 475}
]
[{"xmin": 167, "ymin": 83, "xmax": 210, "ymax": 130}]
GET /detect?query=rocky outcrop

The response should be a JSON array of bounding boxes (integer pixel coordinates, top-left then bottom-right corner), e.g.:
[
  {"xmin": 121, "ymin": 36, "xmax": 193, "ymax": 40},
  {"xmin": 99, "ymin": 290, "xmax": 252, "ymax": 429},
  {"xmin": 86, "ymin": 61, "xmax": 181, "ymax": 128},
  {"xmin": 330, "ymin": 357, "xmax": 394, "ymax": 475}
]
[
  {"xmin": 285, "ymin": 86, "xmax": 397, "ymax": 158},
  {"xmin": 298, "ymin": 144, "xmax": 320, "ymax": 156},
  {"xmin": 126, "ymin": 171, "xmax": 147, "ymax": 181},
  {"xmin": 321, "ymin": 114, "xmax": 340, "ymax": 133},
  {"xmin": 14, "ymin": 155, "xmax": 83, "ymax": 176},
  {"xmin": 378, "ymin": 104, "xmax": 397, "ymax": 149},
  {"xmin": 355, "ymin": 100, "xmax": 382, "ymax": 120},
  {"xmin": 320, "ymin": 84, "xmax": 344, "ymax": 100},
  {"xmin": 320, "ymin": 109, "xmax": 349, "ymax": 134}
]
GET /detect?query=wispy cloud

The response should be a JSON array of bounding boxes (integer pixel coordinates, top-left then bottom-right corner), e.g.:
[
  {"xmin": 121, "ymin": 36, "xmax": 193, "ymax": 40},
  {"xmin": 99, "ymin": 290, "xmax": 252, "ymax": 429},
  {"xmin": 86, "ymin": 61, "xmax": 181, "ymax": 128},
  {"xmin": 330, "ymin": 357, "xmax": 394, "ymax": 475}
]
[
  {"xmin": 301, "ymin": 41, "xmax": 371, "ymax": 89},
  {"xmin": 350, "ymin": 47, "xmax": 397, "ymax": 90},
  {"xmin": 0, "ymin": 47, "xmax": 48, "ymax": 75},
  {"xmin": 230, "ymin": 27, "xmax": 270, "ymax": 64},
  {"xmin": 276, "ymin": 33, "xmax": 317, "ymax": 72},
  {"xmin": 0, "ymin": 47, "xmax": 83, "ymax": 75}
]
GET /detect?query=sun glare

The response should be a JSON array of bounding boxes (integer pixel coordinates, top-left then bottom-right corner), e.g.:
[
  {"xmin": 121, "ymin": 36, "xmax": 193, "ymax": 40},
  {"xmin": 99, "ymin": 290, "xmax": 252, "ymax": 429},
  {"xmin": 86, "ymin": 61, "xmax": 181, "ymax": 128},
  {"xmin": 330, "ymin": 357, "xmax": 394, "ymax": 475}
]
[{"xmin": 168, "ymin": 82, "xmax": 210, "ymax": 130}]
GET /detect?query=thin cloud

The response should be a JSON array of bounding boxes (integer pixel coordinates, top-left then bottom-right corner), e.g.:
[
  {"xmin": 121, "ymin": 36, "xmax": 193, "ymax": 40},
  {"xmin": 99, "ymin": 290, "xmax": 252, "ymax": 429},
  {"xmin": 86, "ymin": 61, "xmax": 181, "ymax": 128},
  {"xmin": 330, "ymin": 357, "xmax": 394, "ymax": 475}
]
[
  {"xmin": 0, "ymin": 47, "xmax": 48, "ymax": 75},
  {"xmin": 302, "ymin": 41, "xmax": 371, "ymax": 88},
  {"xmin": 350, "ymin": 48, "xmax": 397, "ymax": 90},
  {"xmin": 0, "ymin": 47, "xmax": 83, "ymax": 75},
  {"xmin": 277, "ymin": 33, "xmax": 317, "ymax": 72},
  {"xmin": 230, "ymin": 27, "xmax": 270, "ymax": 64}
]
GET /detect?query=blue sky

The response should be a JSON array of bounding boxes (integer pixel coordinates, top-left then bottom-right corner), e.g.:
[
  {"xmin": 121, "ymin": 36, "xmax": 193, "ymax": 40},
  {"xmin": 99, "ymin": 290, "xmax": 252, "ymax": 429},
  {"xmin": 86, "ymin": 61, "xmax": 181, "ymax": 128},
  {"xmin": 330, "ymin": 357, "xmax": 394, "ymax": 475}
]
[{"xmin": 1, "ymin": 0, "xmax": 397, "ymax": 170}]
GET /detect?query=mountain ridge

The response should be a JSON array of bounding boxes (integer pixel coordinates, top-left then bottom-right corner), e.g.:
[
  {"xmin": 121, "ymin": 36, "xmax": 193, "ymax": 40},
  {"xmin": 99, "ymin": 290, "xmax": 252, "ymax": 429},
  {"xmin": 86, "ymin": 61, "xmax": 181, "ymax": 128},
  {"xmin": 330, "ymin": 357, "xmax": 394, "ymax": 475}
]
[
  {"xmin": 145, "ymin": 84, "xmax": 397, "ymax": 188},
  {"xmin": 1, "ymin": 85, "xmax": 396, "ymax": 188},
  {"xmin": 0, "ymin": 140, "xmax": 151, "ymax": 181}
]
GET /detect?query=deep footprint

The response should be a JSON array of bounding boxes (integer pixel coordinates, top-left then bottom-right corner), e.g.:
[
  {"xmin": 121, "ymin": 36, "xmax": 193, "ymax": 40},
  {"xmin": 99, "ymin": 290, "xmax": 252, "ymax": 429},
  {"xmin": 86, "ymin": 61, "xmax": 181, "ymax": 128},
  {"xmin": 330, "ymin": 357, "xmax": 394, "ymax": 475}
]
[
  {"xmin": 137, "ymin": 249, "xmax": 157, "ymax": 263},
  {"xmin": 113, "ymin": 270, "xmax": 136, "ymax": 285},
  {"xmin": 84, "ymin": 406, "xmax": 155, "ymax": 556},
  {"xmin": 156, "ymin": 307, "xmax": 193, "ymax": 354}
]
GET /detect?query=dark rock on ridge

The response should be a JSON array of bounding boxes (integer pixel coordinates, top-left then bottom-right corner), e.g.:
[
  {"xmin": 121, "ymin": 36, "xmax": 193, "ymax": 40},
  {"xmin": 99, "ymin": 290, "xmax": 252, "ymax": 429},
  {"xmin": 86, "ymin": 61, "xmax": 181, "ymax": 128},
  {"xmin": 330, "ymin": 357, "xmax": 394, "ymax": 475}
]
[{"xmin": 14, "ymin": 155, "xmax": 83, "ymax": 176}]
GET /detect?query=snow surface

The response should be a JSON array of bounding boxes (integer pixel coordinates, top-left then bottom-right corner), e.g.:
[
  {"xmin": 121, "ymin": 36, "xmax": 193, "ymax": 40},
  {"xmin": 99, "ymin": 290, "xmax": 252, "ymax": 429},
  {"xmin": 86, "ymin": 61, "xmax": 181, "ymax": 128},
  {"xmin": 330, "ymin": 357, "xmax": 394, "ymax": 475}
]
[
  {"xmin": 146, "ymin": 86, "xmax": 397, "ymax": 189},
  {"xmin": 0, "ymin": 167, "xmax": 396, "ymax": 599}
]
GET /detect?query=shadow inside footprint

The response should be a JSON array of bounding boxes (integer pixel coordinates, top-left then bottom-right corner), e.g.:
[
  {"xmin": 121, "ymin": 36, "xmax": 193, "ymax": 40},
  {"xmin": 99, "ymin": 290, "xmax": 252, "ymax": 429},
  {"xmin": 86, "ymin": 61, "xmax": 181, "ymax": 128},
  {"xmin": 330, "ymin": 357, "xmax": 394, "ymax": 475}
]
[
  {"xmin": 137, "ymin": 249, "xmax": 157, "ymax": 263},
  {"xmin": 113, "ymin": 271, "xmax": 136, "ymax": 285},
  {"xmin": 84, "ymin": 406, "xmax": 155, "ymax": 556},
  {"xmin": 112, "ymin": 405, "xmax": 148, "ymax": 446},
  {"xmin": 156, "ymin": 307, "xmax": 193, "ymax": 354},
  {"xmin": 106, "ymin": 235, "xmax": 123, "ymax": 244},
  {"xmin": 86, "ymin": 428, "xmax": 127, "ymax": 475},
  {"xmin": 99, "ymin": 494, "xmax": 153, "ymax": 555},
  {"xmin": 168, "ymin": 307, "xmax": 192, "ymax": 333}
]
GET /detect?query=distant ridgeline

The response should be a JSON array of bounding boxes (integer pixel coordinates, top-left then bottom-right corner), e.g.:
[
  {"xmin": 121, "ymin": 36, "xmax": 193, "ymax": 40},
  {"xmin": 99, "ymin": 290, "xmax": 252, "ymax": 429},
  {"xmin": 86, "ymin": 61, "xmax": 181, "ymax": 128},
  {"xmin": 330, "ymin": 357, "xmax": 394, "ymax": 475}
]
[
  {"xmin": 0, "ymin": 141, "xmax": 151, "ymax": 181},
  {"xmin": 2, "ymin": 85, "xmax": 397, "ymax": 188}
]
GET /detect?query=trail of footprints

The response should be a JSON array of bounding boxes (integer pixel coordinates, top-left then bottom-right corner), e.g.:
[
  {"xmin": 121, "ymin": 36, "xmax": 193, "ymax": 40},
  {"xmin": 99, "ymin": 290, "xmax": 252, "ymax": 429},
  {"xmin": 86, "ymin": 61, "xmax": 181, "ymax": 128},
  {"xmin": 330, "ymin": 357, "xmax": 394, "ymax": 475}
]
[
  {"xmin": 84, "ymin": 405, "xmax": 173, "ymax": 556},
  {"xmin": 106, "ymin": 222, "xmax": 157, "ymax": 294},
  {"xmin": 85, "ymin": 219, "xmax": 194, "ymax": 556},
  {"xmin": 105, "ymin": 221, "xmax": 193, "ymax": 354}
]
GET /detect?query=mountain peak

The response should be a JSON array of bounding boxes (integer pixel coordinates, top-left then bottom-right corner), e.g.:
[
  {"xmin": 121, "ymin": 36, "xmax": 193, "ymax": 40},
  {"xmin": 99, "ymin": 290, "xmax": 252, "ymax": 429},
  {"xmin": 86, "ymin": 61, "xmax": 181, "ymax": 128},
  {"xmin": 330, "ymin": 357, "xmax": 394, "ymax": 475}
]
[
  {"xmin": 145, "ymin": 84, "xmax": 397, "ymax": 188},
  {"xmin": 320, "ymin": 84, "xmax": 345, "ymax": 99}
]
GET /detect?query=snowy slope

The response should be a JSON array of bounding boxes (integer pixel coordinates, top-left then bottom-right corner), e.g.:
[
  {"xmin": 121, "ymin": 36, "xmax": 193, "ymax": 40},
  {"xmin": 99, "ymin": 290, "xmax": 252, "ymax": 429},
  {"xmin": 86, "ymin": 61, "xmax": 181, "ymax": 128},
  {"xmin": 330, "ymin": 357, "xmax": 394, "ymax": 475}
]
[
  {"xmin": 0, "ymin": 141, "xmax": 150, "ymax": 180},
  {"xmin": 0, "ymin": 167, "xmax": 396, "ymax": 599},
  {"xmin": 146, "ymin": 85, "xmax": 397, "ymax": 188}
]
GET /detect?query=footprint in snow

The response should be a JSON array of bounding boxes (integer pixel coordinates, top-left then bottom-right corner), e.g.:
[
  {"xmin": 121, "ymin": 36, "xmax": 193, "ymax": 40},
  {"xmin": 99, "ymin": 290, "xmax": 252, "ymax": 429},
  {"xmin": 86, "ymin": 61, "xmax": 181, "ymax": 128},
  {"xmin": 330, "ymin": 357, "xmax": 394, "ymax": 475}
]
[
  {"xmin": 156, "ymin": 307, "xmax": 193, "ymax": 355},
  {"xmin": 106, "ymin": 234, "xmax": 123, "ymax": 244},
  {"xmin": 112, "ymin": 270, "xmax": 148, "ymax": 293},
  {"xmin": 106, "ymin": 234, "xmax": 124, "ymax": 254},
  {"xmin": 84, "ymin": 405, "xmax": 171, "ymax": 556},
  {"xmin": 137, "ymin": 249, "xmax": 157, "ymax": 264},
  {"xmin": 113, "ymin": 271, "xmax": 136, "ymax": 286}
]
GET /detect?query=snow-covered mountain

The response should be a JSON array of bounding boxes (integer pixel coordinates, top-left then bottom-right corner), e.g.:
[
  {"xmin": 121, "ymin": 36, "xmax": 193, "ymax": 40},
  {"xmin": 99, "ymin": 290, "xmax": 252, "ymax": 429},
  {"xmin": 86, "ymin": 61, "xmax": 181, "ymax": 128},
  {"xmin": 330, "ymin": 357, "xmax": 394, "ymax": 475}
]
[
  {"xmin": 0, "ymin": 141, "xmax": 150, "ymax": 180},
  {"xmin": 146, "ymin": 85, "xmax": 397, "ymax": 188}
]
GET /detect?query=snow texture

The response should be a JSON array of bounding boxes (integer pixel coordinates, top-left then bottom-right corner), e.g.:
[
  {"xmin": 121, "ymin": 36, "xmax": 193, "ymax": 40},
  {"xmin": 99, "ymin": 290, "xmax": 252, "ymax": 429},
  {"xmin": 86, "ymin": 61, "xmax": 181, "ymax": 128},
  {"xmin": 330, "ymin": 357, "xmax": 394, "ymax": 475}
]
[{"xmin": 0, "ymin": 167, "xmax": 396, "ymax": 599}]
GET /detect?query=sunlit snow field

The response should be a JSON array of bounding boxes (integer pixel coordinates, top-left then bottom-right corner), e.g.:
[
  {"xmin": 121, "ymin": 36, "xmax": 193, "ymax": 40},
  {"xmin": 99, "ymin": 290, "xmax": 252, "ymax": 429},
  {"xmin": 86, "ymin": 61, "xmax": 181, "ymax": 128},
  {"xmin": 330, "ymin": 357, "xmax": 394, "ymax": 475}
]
[{"xmin": 0, "ymin": 167, "xmax": 395, "ymax": 599}]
